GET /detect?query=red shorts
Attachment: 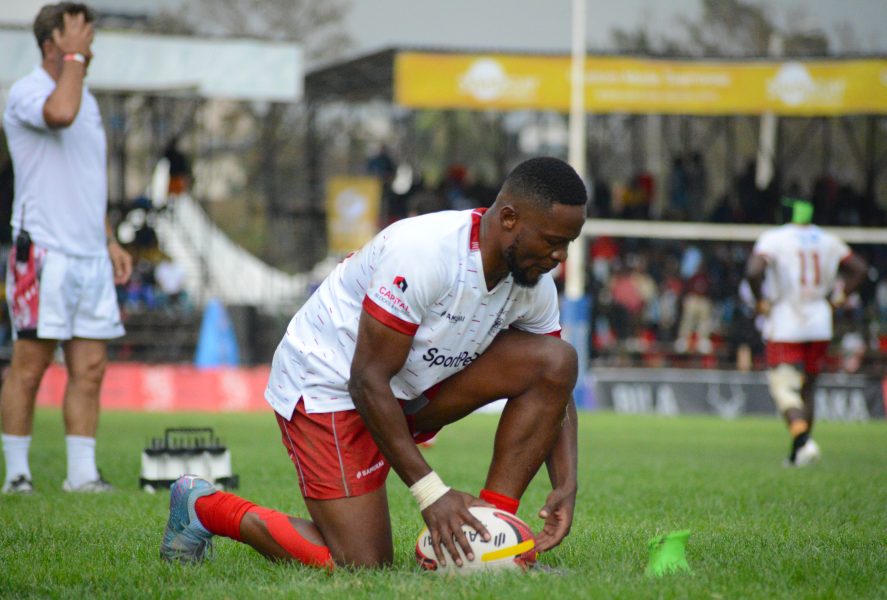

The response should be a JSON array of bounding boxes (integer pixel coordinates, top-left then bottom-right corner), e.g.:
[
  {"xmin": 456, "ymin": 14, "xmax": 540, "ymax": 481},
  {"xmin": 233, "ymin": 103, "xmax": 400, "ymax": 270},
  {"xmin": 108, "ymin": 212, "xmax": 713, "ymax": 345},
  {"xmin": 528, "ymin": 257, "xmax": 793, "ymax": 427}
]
[
  {"xmin": 275, "ymin": 391, "xmax": 441, "ymax": 501},
  {"xmin": 765, "ymin": 341, "xmax": 829, "ymax": 375}
]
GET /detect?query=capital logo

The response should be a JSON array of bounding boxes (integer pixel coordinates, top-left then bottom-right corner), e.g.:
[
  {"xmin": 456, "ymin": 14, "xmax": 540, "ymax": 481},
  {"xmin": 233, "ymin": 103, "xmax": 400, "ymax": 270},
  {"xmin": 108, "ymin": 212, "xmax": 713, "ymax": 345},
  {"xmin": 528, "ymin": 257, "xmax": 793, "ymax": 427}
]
[{"xmin": 393, "ymin": 275, "xmax": 408, "ymax": 292}]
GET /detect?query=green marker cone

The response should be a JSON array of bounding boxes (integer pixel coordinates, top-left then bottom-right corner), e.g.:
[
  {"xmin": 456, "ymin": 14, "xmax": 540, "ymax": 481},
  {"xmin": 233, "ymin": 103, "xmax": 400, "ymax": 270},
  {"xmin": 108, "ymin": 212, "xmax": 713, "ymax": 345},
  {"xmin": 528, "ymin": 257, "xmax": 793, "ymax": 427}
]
[{"xmin": 645, "ymin": 529, "xmax": 692, "ymax": 577}]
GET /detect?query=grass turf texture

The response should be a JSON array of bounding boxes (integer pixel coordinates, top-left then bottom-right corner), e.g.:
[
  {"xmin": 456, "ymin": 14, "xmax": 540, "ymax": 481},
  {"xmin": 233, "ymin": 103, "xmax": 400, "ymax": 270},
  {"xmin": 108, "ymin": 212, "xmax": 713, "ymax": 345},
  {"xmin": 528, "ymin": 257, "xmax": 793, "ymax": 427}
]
[{"xmin": 1, "ymin": 408, "xmax": 884, "ymax": 599}]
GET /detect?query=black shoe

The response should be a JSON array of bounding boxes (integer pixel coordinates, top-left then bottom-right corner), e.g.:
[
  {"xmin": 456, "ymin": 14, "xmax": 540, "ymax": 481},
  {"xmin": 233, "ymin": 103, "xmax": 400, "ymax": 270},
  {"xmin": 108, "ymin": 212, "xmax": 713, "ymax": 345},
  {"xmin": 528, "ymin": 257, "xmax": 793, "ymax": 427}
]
[{"xmin": 2, "ymin": 474, "xmax": 34, "ymax": 494}]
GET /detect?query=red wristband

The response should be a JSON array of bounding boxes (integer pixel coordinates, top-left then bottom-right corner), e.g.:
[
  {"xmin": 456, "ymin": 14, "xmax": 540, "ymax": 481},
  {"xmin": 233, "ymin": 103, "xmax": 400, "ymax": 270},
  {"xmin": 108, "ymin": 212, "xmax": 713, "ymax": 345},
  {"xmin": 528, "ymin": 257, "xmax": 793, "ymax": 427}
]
[{"xmin": 63, "ymin": 53, "xmax": 86, "ymax": 64}]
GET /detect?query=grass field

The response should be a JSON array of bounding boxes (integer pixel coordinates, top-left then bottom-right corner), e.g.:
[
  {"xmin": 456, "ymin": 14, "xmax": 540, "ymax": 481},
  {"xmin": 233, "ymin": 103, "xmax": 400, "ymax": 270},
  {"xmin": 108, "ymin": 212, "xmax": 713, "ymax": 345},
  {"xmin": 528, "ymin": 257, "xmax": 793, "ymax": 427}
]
[{"xmin": 1, "ymin": 408, "xmax": 884, "ymax": 599}]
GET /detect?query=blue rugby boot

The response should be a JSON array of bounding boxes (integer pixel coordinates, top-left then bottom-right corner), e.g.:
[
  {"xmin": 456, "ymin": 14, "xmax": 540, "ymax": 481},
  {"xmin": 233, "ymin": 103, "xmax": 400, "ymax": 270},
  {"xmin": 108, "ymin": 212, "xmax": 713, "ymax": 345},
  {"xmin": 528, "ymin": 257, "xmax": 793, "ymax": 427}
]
[{"xmin": 160, "ymin": 475, "xmax": 217, "ymax": 564}]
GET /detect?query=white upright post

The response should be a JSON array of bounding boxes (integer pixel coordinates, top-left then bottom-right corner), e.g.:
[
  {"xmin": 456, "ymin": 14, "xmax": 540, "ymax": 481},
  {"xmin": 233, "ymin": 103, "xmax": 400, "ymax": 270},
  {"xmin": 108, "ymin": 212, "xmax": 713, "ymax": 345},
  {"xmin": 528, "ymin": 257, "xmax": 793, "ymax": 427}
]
[
  {"xmin": 756, "ymin": 33, "xmax": 783, "ymax": 191},
  {"xmin": 563, "ymin": 0, "xmax": 590, "ymax": 407}
]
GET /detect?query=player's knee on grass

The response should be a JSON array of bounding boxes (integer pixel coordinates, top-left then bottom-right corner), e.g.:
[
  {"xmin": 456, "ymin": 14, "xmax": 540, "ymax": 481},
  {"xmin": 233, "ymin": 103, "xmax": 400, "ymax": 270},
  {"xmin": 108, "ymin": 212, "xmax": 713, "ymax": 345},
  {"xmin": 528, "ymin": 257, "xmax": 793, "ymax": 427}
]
[
  {"xmin": 767, "ymin": 363, "xmax": 804, "ymax": 413},
  {"xmin": 325, "ymin": 534, "xmax": 393, "ymax": 569}
]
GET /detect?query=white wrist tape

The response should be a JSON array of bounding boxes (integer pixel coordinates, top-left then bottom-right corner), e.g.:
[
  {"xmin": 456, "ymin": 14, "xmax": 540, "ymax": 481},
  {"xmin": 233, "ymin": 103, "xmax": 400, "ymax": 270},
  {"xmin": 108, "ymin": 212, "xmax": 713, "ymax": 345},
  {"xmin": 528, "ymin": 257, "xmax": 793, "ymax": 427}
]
[{"xmin": 410, "ymin": 471, "xmax": 451, "ymax": 511}]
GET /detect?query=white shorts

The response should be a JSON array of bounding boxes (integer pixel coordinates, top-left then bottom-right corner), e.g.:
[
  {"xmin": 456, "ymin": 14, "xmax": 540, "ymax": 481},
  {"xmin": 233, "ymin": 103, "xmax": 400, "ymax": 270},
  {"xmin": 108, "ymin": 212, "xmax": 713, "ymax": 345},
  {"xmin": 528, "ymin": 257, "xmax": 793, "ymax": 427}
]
[{"xmin": 6, "ymin": 244, "xmax": 125, "ymax": 341}]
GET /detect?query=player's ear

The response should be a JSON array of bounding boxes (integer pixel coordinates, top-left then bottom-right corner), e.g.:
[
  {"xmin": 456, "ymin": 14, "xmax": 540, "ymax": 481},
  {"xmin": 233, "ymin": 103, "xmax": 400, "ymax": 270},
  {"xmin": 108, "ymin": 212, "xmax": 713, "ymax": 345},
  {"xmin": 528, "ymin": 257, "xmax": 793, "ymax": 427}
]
[{"xmin": 499, "ymin": 204, "xmax": 519, "ymax": 232}]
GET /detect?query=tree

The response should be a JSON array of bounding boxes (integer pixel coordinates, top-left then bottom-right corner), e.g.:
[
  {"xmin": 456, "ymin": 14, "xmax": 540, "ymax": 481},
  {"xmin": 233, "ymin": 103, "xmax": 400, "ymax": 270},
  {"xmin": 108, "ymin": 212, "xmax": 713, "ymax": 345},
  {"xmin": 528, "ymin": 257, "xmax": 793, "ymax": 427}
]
[
  {"xmin": 610, "ymin": 0, "xmax": 832, "ymax": 57},
  {"xmin": 186, "ymin": 0, "xmax": 351, "ymax": 62},
  {"xmin": 171, "ymin": 0, "xmax": 353, "ymax": 271}
]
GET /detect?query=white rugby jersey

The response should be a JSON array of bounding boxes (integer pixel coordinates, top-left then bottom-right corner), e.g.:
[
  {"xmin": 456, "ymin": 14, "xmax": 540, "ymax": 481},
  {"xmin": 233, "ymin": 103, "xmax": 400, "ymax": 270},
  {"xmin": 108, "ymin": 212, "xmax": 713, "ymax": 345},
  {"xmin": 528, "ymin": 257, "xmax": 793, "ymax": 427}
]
[
  {"xmin": 3, "ymin": 66, "xmax": 108, "ymax": 257},
  {"xmin": 752, "ymin": 224, "xmax": 851, "ymax": 342},
  {"xmin": 265, "ymin": 209, "xmax": 561, "ymax": 417}
]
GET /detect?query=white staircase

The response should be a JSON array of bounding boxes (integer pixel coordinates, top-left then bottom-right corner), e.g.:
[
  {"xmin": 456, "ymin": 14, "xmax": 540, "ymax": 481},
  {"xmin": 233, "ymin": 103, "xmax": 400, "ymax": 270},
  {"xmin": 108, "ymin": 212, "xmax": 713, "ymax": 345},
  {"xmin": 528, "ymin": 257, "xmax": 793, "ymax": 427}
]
[{"xmin": 153, "ymin": 194, "xmax": 310, "ymax": 311}]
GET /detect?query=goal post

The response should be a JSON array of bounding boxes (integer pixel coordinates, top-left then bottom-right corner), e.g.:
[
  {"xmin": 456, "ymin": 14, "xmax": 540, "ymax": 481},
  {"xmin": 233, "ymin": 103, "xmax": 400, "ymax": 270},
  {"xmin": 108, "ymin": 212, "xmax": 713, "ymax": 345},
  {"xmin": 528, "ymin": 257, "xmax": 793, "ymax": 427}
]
[{"xmin": 578, "ymin": 220, "xmax": 887, "ymax": 244}]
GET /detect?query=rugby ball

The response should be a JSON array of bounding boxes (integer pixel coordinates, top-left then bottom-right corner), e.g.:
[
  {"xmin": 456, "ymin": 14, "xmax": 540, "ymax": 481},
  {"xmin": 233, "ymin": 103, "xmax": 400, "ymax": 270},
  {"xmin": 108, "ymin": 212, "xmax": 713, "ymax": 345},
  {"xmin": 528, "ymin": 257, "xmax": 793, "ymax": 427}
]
[{"xmin": 415, "ymin": 506, "xmax": 537, "ymax": 574}]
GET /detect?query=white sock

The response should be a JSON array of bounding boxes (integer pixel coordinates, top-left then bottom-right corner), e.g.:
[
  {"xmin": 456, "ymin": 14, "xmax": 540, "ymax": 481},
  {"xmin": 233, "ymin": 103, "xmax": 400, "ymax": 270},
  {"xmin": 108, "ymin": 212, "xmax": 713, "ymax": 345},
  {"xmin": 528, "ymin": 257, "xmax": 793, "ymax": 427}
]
[
  {"xmin": 66, "ymin": 435, "xmax": 99, "ymax": 487},
  {"xmin": 2, "ymin": 434, "xmax": 32, "ymax": 483}
]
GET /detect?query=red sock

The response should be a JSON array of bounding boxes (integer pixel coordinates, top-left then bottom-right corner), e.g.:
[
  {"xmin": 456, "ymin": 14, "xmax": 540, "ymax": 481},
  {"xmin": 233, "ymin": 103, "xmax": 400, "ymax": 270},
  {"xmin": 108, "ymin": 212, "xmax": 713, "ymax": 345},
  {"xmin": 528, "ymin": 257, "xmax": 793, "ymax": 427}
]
[
  {"xmin": 247, "ymin": 506, "xmax": 334, "ymax": 569},
  {"xmin": 195, "ymin": 493, "xmax": 334, "ymax": 569},
  {"xmin": 480, "ymin": 488, "xmax": 519, "ymax": 514},
  {"xmin": 195, "ymin": 491, "xmax": 255, "ymax": 541}
]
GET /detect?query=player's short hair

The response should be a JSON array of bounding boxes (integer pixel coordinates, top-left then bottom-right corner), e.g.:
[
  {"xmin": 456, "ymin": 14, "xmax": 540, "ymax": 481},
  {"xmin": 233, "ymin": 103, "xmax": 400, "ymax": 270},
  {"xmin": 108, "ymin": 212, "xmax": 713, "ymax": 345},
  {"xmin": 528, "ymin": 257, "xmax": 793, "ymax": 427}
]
[
  {"xmin": 501, "ymin": 157, "xmax": 588, "ymax": 210},
  {"xmin": 33, "ymin": 3, "xmax": 96, "ymax": 56}
]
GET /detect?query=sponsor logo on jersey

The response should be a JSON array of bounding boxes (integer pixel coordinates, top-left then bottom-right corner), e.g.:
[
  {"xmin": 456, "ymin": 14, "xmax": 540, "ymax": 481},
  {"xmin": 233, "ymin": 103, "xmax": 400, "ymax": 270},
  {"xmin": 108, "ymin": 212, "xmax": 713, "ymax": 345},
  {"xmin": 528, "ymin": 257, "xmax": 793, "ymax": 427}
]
[
  {"xmin": 393, "ymin": 275, "xmax": 408, "ymax": 292},
  {"xmin": 440, "ymin": 310, "xmax": 465, "ymax": 324},
  {"xmin": 376, "ymin": 286, "xmax": 411, "ymax": 313},
  {"xmin": 422, "ymin": 347, "xmax": 479, "ymax": 368}
]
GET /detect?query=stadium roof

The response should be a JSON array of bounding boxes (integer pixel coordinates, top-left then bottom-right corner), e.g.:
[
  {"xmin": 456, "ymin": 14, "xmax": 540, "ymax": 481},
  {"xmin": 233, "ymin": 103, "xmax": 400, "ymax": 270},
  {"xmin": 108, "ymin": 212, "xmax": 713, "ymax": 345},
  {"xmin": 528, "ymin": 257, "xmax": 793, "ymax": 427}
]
[
  {"xmin": 306, "ymin": 46, "xmax": 887, "ymax": 116},
  {"xmin": 0, "ymin": 26, "xmax": 303, "ymax": 102},
  {"xmin": 306, "ymin": 48, "xmax": 397, "ymax": 104}
]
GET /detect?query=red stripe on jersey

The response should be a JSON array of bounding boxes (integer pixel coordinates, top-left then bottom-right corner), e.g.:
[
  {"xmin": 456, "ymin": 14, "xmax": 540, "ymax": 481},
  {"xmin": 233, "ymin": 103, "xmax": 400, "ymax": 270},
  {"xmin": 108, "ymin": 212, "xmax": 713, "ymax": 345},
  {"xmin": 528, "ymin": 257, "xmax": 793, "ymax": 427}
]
[
  {"xmin": 362, "ymin": 296, "xmax": 419, "ymax": 336},
  {"xmin": 469, "ymin": 208, "xmax": 487, "ymax": 251},
  {"xmin": 510, "ymin": 326, "xmax": 562, "ymax": 338}
]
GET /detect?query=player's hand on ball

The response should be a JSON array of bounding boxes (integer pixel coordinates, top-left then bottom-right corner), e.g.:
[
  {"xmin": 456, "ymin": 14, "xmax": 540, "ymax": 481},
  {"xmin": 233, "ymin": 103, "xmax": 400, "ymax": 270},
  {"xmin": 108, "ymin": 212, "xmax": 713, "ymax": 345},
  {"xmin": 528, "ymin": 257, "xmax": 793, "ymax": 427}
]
[
  {"xmin": 535, "ymin": 486, "xmax": 576, "ymax": 553},
  {"xmin": 421, "ymin": 489, "xmax": 491, "ymax": 567}
]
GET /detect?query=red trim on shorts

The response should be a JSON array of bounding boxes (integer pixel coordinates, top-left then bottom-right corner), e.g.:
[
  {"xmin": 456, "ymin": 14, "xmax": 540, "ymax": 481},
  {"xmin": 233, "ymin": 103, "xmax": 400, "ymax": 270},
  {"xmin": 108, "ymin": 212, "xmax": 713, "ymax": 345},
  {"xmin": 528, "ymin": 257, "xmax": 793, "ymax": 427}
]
[
  {"xmin": 766, "ymin": 341, "xmax": 829, "ymax": 375},
  {"xmin": 362, "ymin": 296, "xmax": 418, "ymax": 336}
]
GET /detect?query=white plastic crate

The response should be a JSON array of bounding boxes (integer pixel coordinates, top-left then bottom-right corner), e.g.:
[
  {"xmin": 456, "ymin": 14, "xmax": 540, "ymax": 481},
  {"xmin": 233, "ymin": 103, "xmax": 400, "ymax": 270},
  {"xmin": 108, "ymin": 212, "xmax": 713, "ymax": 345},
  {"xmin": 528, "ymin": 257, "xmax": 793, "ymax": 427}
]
[{"xmin": 140, "ymin": 427, "xmax": 239, "ymax": 492}]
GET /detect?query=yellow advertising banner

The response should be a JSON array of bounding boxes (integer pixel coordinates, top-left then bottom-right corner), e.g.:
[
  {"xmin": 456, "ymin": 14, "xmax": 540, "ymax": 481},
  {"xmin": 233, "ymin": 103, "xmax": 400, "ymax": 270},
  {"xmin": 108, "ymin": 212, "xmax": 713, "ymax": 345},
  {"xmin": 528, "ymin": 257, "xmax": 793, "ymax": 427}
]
[
  {"xmin": 325, "ymin": 176, "xmax": 381, "ymax": 254},
  {"xmin": 395, "ymin": 52, "xmax": 887, "ymax": 115}
]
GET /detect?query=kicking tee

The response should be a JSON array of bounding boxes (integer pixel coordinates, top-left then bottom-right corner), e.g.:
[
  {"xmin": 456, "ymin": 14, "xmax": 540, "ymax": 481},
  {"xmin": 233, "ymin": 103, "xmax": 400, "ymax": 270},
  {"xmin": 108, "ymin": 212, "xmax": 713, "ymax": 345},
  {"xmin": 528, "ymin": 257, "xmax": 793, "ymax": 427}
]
[
  {"xmin": 265, "ymin": 209, "xmax": 561, "ymax": 417},
  {"xmin": 752, "ymin": 224, "xmax": 851, "ymax": 342}
]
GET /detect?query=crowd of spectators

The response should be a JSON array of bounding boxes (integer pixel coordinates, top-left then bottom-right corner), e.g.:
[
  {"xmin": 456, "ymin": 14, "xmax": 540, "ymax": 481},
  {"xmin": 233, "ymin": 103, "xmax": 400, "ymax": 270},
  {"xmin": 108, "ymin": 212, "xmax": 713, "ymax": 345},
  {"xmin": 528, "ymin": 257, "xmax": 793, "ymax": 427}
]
[
  {"xmin": 365, "ymin": 150, "xmax": 885, "ymax": 375},
  {"xmin": 586, "ymin": 153, "xmax": 887, "ymax": 227},
  {"xmin": 585, "ymin": 236, "xmax": 885, "ymax": 374}
]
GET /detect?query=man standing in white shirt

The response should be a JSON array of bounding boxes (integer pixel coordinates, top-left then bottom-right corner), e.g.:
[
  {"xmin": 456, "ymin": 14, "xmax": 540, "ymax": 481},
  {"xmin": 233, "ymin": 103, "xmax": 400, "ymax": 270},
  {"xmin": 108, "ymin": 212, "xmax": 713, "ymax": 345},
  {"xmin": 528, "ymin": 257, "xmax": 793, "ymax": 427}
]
[
  {"xmin": 160, "ymin": 157, "xmax": 587, "ymax": 570},
  {"xmin": 1, "ymin": 3, "xmax": 132, "ymax": 494},
  {"xmin": 745, "ymin": 199, "xmax": 867, "ymax": 467}
]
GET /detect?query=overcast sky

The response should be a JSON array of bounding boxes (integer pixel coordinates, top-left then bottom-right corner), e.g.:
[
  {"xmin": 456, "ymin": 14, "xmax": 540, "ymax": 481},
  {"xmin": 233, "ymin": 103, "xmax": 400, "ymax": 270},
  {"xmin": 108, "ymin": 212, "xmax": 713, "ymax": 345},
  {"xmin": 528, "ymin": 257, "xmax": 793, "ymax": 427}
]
[
  {"xmin": 4, "ymin": 0, "xmax": 886, "ymax": 56},
  {"xmin": 344, "ymin": 0, "xmax": 887, "ymax": 55}
]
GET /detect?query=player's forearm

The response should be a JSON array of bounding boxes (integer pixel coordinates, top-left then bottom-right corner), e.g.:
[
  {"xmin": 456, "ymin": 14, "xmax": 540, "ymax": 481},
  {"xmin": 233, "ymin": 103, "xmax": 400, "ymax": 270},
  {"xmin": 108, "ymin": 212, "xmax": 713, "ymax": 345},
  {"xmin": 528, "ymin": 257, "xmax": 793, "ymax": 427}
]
[
  {"xmin": 745, "ymin": 254, "xmax": 767, "ymax": 302},
  {"xmin": 349, "ymin": 375, "xmax": 432, "ymax": 486},
  {"xmin": 105, "ymin": 217, "xmax": 115, "ymax": 243},
  {"xmin": 840, "ymin": 254, "xmax": 868, "ymax": 297},
  {"xmin": 545, "ymin": 399, "xmax": 578, "ymax": 493},
  {"xmin": 43, "ymin": 61, "xmax": 86, "ymax": 128}
]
